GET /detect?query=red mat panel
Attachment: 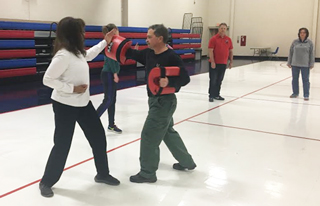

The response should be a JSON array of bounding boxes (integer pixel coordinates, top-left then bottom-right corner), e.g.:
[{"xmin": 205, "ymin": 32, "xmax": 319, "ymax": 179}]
[
  {"xmin": 0, "ymin": 49, "xmax": 36, "ymax": 59},
  {"xmin": 0, "ymin": 67, "xmax": 37, "ymax": 78},
  {"xmin": 0, "ymin": 30, "xmax": 34, "ymax": 38}
]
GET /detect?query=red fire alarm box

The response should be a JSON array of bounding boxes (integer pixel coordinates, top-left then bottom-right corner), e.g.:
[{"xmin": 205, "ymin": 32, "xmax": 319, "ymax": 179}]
[{"xmin": 240, "ymin": 35, "xmax": 246, "ymax": 46}]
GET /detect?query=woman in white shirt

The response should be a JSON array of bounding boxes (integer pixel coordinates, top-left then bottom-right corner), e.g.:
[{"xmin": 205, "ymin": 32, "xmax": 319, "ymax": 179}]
[{"xmin": 40, "ymin": 17, "xmax": 119, "ymax": 198}]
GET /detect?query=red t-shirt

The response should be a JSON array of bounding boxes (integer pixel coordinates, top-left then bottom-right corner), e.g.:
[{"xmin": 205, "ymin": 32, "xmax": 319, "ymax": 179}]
[{"xmin": 208, "ymin": 34, "xmax": 233, "ymax": 64}]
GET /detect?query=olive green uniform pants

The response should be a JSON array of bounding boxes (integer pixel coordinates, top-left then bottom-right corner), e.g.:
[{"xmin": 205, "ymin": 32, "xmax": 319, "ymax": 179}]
[{"xmin": 139, "ymin": 94, "xmax": 195, "ymax": 178}]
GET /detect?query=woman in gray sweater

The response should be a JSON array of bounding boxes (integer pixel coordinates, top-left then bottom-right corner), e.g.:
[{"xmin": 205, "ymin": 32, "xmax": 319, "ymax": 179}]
[{"xmin": 287, "ymin": 28, "xmax": 314, "ymax": 101}]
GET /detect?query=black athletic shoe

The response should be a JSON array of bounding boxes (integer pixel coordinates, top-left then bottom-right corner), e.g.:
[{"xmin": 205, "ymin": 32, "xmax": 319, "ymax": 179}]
[
  {"xmin": 129, "ymin": 173, "xmax": 157, "ymax": 183},
  {"xmin": 213, "ymin": 96, "xmax": 225, "ymax": 100},
  {"xmin": 173, "ymin": 163, "xmax": 197, "ymax": 171},
  {"xmin": 39, "ymin": 182, "xmax": 54, "ymax": 198},
  {"xmin": 209, "ymin": 98, "xmax": 214, "ymax": 102},
  {"xmin": 108, "ymin": 125, "xmax": 122, "ymax": 134},
  {"xmin": 94, "ymin": 174, "xmax": 120, "ymax": 186}
]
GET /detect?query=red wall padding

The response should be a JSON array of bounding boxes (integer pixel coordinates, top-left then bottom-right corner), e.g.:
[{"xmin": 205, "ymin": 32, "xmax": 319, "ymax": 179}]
[
  {"xmin": 180, "ymin": 54, "xmax": 195, "ymax": 59},
  {"xmin": 88, "ymin": 60, "xmax": 136, "ymax": 69},
  {"xmin": 0, "ymin": 49, "xmax": 36, "ymax": 59},
  {"xmin": 85, "ymin": 32, "xmax": 103, "ymax": 39},
  {"xmin": 0, "ymin": 67, "xmax": 37, "ymax": 78},
  {"xmin": 171, "ymin": 33, "xmax": 201, "ymax": 38},
  {"xmin": 88, "ymin": 61, "xmax": 104, "ymax": 69},
  {"xmin": 120, "ymin": 33, "xmax": 147, "ymax": 39},
  {"xmin": 0, "ymin": 30, "xmax": 34, "ymax": 38}
]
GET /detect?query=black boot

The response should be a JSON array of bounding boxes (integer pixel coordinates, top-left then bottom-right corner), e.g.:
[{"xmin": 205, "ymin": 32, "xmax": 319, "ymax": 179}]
[
  {"xmin": 39, "ymin": 182, "xmax": 54, "ymax": 197},
  {"xmin": 173, "ymin": 163, "xmax": 197, "ymax": 171},
  {"xmin": 129, "ymin": 173, "xmax": 157, "ymax": 183}
]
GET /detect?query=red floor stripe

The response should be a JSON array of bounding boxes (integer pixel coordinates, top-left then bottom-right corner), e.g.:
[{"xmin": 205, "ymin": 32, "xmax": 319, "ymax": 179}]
[{"xmin": 187, "ymin": 119, "xmax": 320, "ymax": 142}]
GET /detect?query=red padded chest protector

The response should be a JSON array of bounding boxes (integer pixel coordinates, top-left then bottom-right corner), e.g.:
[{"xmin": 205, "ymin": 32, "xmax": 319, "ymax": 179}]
[{"xmin": 148, "ymin": 66, "xmax": 180, "ymax": 95}]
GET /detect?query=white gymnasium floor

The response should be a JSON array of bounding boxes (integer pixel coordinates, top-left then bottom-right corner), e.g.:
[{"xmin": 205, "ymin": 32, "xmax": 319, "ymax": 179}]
[{"xmin": 1, "ymin": 61, "xmax": 320, "ymax": 206}]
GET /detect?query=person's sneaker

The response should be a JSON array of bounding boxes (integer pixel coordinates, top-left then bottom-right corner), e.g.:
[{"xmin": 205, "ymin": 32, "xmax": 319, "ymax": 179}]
[
  {"xmin": 290, "ymin": 94, "xmax": 298, "ymax": 98},
  {"xmin": 209, "ymin": 97, "xmax": 214, "ymax": 102},
  {"xmin": 94, "ymin": 174, "xmax": 120, "ymax": 186},
  {"xmin": 304, "ymin": 97, "xmax": 309, "ymax": 101},
  {"xmin": 108, "ymin": 125, "xmax": 122, "ymax": 134},
  {"xmin": 39, "ymin": 182, "xmax": 54, "ymax": 198},
  {"xmin": 213, "ymin": 96, "xmax": 225, "ymax": 100},
  {"xmin": 173, "ymin": 163, "xmax": 197, "ymax": 171},
  {"xmin": 129, "ymin": 173, "xmax": 157, "ymax": 183}
]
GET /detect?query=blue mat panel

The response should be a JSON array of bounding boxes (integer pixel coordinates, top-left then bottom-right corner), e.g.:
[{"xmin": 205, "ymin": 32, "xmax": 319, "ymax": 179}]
[
  {"xmin": 84, "ymin": 39, "xmax": 101, "ymax": 47},
  {"xmin": 0, "ymin": 21, "xmax": 57, "ymax": 31},
  {"xmin": 118, "ymin": 27, "xmax": 148, "ymax": 33},
  {"xmin": 0, "ymin": 40, "xmax": 35, "ymax": 49},
  {"xmin": 91, "ymin": 54, "xmax": 104, "ymax": 62},
  {"xmin": 172, "ymin": 39, "xmax": 201, "ymax": 44},
  {"xmin": 84, "ymin": 25, "xmax": 102, "ymax": 32},
  {"xmin": 131, "ymin": 39, "xmax": 147, "ymax": 45},
  {"xmin": 174, "ymin": 49, "xmax": 195, "ymax": 54},
  {"xmin": 169, "ymin": 28, "xmax": 190, "ymax": 33},
  {"xmin": 0, "ymin": 58, "xmax": 37, "ymax": 69}
]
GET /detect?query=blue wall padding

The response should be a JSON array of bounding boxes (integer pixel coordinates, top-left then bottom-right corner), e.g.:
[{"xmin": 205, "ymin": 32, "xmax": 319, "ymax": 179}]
[
  {"xmin": 84, "ymin": 25, "xmax": 102, "ymax": 32},
  {"xmin": 169, "ymin": 29, "xmax": 190, "ymax": 33},
  {"xmin": 172, "ymin": 39, "xmax": 201, "ymax": 44},
  {"xmin": 174, "ymin": 49, "xmax": 195, "ymax": 54},
  {"xmin": 85, "ymin": 39, "xmax": 101, "ymax": 47},
  {"xmin": 0, "ymin": 21, "xmax": 57, "ymax": 31},
  {"xmin": 118, "ymin": 27, "xmax": 148, "ymax": 33},
  {"xmin": 91, "ymin": 54, "xmax": 104, "ymax": 62},
  {"xmin": 131, "ymin": 39, "xmax": 147, "ymax": 45},
  {"xmin": 0, "ymin": 40, "xmax": 35, "ymax": 49},
  {"xmin": 0, "ymin": 58, "xmax": 37, "ymax": 69}
]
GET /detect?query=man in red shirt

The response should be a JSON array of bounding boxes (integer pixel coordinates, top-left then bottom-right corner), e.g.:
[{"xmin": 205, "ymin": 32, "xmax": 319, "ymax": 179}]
[{"xmin": 208, "ymin": 23, "xmax": 233, "ymax": 102}]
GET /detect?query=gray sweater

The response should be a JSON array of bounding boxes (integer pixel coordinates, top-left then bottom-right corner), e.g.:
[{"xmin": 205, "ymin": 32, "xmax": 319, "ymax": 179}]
[{"xmin": 288, "ymin": 38, "xmax": 314, "ymax": 68}]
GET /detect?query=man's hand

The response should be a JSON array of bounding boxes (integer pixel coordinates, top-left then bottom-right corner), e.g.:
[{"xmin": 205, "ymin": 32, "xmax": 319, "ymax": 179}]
[
  {"xmin": 73, "ymin": 84, "xmax": 88, "ymax": 93},
  {"xmin": 211, "ymin": 62, "xmax": 216, "ymax": 69},
  {"xmin": 134, "ymin": 43, "xmax": 139, "ymax": 50},
  {"xmin": 159, "ymin": 77, "xmax": 169, "ymax": 87},
  {"xmin": 228, "ymin": 62, "xmax": 233, "ymax": 69},
  {"xmin": 287, "ymin": 64, "xmax": 292, "ymax": 68}
]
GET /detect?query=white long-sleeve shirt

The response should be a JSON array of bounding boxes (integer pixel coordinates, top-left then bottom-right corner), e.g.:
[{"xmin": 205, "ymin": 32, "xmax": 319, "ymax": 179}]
[{"xmin": 43, "ymin": 40, "xmax": 107, "ymax": 107}]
